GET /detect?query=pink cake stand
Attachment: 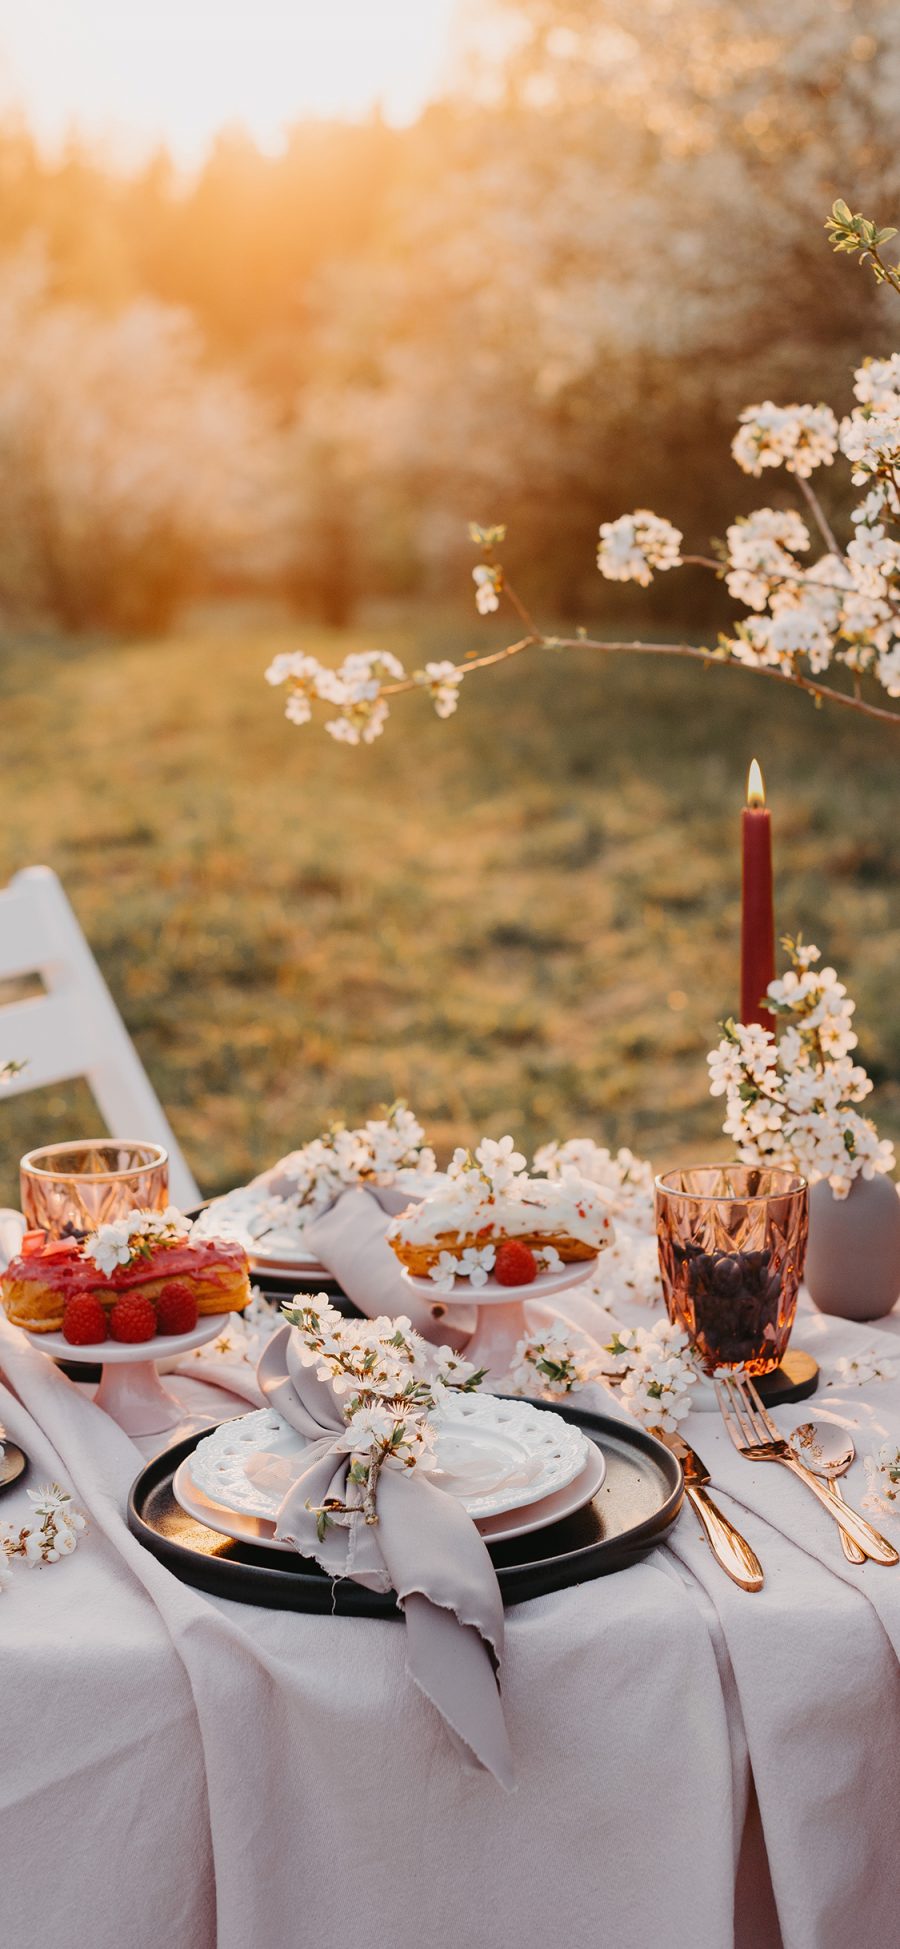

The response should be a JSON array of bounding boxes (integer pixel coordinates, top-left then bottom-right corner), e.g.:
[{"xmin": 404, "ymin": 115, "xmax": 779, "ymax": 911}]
[
  {"xmin": 24, "ymin": 1314, "xmax": 230, "ymax": 1436},
  {"xmin": 402, "ymin": 1259, "xmax": 598, "ymax": 1383}
]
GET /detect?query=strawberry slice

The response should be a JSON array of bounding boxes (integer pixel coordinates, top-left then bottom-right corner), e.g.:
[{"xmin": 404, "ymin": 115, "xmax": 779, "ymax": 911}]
[
  {"xmin": 40, "ymin": 1237, "xmax": 82, "ymax": 1262},
  {"xmin": 21, "ymin": 1230, "xmax": 48, "ymax": 1256}
]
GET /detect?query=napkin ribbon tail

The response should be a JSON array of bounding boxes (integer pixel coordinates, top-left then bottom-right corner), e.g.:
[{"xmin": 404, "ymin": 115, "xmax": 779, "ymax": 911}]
[{"xmin": 402, "ymin": 1592, "xmax": 516, "ymax": 1791}]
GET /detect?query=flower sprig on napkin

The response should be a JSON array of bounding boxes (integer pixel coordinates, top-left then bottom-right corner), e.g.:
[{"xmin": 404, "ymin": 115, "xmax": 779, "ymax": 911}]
[
  {"xmin": 260, "ymin": 1103, "xmax": 436, "ymax": 1224},
  {"xmin": 1, "ymin": 1483, "xmax": 86, "ymax": 1591},
  {"xmin": 863, "ymin": 1443, "xmax": 900, "ymax": 1515},
  {"xmin": 832, "ymin": 1350, "xmax": 898, "ymax": 1387},
  {"xmin": 280, "ymin": 1299, "xmax": 484, "ymax": 1534}
]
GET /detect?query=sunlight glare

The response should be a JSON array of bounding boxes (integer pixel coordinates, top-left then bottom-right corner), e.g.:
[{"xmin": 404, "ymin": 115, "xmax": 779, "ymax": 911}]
[{"xmin": 0, "ymin": 0, "xmax": 460, "ymax": 165}]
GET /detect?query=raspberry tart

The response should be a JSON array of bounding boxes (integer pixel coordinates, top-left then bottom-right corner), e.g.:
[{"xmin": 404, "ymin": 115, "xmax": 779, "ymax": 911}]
[
  {"xmin": 387, "ymin": 1137, "xmax": 614, "ymax": 1285},
  {"xmin": 2, "ymin": 1207, "xmax": 250, "ymax": 1336}
]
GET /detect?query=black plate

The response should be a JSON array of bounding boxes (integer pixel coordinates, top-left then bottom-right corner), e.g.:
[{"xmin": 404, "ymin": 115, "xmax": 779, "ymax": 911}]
[
  {"xmin": 127, "ymin": 1402, "xmax": 683, "ymax": 1615},
  {"xmin": 0, "ymin": 1442, "xmax": 27, "ymax": 1493}
]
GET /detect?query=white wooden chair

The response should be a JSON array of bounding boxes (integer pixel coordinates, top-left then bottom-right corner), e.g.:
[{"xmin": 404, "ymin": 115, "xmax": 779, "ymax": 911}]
[{"xmin": 0, "ymin": 865, "xmax": 201, "ymax": 1208}]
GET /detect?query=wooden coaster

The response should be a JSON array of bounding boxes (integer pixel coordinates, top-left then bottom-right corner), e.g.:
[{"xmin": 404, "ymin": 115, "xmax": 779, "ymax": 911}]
[
  {"xmin": 755, "ymin": 1349, "xmax": 819, "ymax": 1406},
  {"xmin": 0, "ymin": 1442, "xmax": 27, "ymax": 1494}
]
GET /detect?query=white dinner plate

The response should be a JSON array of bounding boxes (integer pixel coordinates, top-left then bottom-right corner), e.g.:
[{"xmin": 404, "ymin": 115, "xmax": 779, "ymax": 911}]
[
  {"xmin": 193, "ymin": 1171, "xmax": 442, "ymax": 1277},
  {"xmin": 173, "ymin": 1436, "xmax": 606, "ymax": 1551},
  {"xmin": 191, "ymin": 1195, "xmax": 326, "ymax": 1274},
  {"xmin": 189, "ymin": 1394, "xmax": 589, "ymax": 1523}
]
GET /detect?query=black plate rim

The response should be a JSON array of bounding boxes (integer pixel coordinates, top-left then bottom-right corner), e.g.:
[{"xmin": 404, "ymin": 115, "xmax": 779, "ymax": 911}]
[{"xmin": 127, "ymin": 1400, "xmax": 684, "ymax": 1612}]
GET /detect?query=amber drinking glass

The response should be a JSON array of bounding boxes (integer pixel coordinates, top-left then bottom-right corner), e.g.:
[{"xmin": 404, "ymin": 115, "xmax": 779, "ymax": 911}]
[
  {"xmin": 655, "ymin": 1164, "xmax": 808, "ymax": 1374},
  {"xmin": 20, "ymin": 1140, "xmax": 169, "ymax": 1239}
]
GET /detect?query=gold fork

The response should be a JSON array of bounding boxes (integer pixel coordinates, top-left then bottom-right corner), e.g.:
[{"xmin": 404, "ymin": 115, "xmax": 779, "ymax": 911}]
[{"xmin": 715, "ymin": 1370, "xmax": 898, "ymax": 1567}]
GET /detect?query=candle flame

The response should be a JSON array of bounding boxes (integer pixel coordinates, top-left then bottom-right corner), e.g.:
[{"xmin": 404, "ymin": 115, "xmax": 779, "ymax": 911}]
[{"xmin": 747, "ymin": 758, "xmax": 766, "ymax": 808}]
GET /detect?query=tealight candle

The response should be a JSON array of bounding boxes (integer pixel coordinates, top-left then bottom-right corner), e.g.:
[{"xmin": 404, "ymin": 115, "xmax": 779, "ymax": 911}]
[{"xmin": 740, "ymin": 758, "xmax": 775, "ymax": 1031}]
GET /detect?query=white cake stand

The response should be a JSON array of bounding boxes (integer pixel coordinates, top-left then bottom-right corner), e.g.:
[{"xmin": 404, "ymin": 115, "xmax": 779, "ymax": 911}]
[
  {"xmin": 402, "ymin": 1259, "xmax": 598, "ymax": 1382},
  {"xmin": 24, "ymin": 1315, "xmax": 230, "ymax": 1436}
]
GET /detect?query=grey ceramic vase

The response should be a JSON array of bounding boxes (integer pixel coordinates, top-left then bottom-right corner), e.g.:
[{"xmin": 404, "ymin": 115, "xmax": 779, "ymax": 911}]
[{"xmin": 805, "ymin": 1174, "xmax": 900, "ymax": 1321}]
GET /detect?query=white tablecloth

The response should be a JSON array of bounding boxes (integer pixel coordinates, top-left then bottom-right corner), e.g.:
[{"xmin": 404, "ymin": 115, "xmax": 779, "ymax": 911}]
[{"xmin": 3, "ymin": 1289, "xmax": 900, "ymax": 1949}]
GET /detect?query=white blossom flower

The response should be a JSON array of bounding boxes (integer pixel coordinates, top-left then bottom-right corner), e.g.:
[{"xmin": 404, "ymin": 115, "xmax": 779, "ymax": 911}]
[
  {"xmin": 474, "ymin": 1134, "xmax": 527, "ymax": 1188},
  {"xmin": 854, "ymin": 355, "xmax": 900, "ymax": 408},
  {"xmin": 597, "ymin": 510, "xmax": 682, "ymax": 585},
  {"xmin": 508, "ymin": 1321, "xmax": 600, "ymax": 1397},
  {"xmin": 432, "ymin": 1347, "xmax": 482, "ymax": 1390},
  {"xmin": 731, "ymin": 608, "xmax": 835, "ymax": 675},
  {"xmin": 591, "ymin": 1230, "xmax": 663, "ymax": 1307},
  {"xmin": 724, "ymin": 508, "xmax": 811, "ymax": 611},
  {"xmin": 428, "ymin": 1251, "xmax": 460, "ymax": 1291},
  {"xmin": 732, "ymin": 402, "xmax": 839, "ymax": 478},
  {"xmin": 284, "ymin": 690, "xmax": 313, "ymax": 726},
  {"xmin": 458, "ymin": 1244, "xmax": 497, "ymax": 1286},
  {"xmin": 84, "ymin": 1205, "xmax": 188, "ymax": 1275},
  {"xmin": 1, "ymin": 1482, "xmax": 87, "ymax": 1575},
  {"xmin": 279, "ymin": 1307, "xmax": 483, "ymax": 1532},
  {"xmin": 846, "ymin": 524, "xmax": 900, "ymax": 599},
  {"xmin": 833, "ymin": 1351, "xmax": 898, "ymax": 1387},
  {"xmin": 708, "ymin": 940, "xmax": 895, "ymax": 1196},
  {"xmin": 472, "ymin": 563, "xmax": 502, "ymax": 613},
  {"xmin": 264, "ymin": 650, "xmax": 322, "ymax": 688},
  {"xmin": 875, "ymin": 643, "xmax": 900, "ymax": 697},
  {"xmin": 840, "ymin": 402, "xmax": 900, "ymax": 484},
  {"xmin": 335, "ymin": 1403, "xmax": 398, "ymax": 1453},
  {"xmin": 416, "ymin": 660, "xmax": 464, "ymax": 718},
  {"xmin": 534, "ymin": 1137, "xmax": 654, "ymax": 1229},
  {"xmin": 862, "ymin": 1442, "xmax": 900, "ymax": 1515},
  {"xmin": 614, "ymin": 1319, "xmax": 699, "ymax": 1432}
]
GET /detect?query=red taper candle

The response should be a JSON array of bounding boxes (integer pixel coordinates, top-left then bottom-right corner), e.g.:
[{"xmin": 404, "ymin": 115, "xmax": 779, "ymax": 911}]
[{"xmin": 741, "ymin": 758, "xmax": 775, "ymax": 1030}]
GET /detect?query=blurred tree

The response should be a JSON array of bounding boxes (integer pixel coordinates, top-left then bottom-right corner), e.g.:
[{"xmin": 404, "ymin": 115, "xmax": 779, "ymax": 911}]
[
  {"xmin": 0, "ymin": 1, "xmax": 898, "ymax": 628},
  {"xmin": 0, "ymin": 248, "xmax": 281, "ymax": 630}
]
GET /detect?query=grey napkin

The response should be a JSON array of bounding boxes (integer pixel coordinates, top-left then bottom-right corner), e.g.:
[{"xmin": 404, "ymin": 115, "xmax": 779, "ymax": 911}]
[
  {"xmin": 256, "ymin": 1325, "xmax": 514, "ymax": 1787},
  {"xmin": 303, "ymin": 1188, "xmax": 477, "ymax": 1345}
]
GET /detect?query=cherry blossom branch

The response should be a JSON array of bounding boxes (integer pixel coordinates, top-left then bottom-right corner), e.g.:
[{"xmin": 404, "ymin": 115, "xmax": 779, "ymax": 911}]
[
  {"xmin": 381, "ymin": 623, "xmax": 900, "ymax": 725},
  {"xmin": 795, "ymin": 475, "xmax": 843, "ymax": 559}
]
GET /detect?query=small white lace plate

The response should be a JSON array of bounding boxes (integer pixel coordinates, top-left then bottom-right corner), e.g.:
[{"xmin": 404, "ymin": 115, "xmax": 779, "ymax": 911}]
[{"xmin": 189, "ymin": 1394, "xmax": 588, "ymax": 1523}]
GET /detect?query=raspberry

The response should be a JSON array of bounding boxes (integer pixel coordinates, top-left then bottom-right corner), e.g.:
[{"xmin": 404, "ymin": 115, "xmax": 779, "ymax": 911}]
[
  {"xmin": 62, "ymin": 1296, "xmax": 108, "ymax": 1345},
  {"xmin": 109, "ymin": 1295, "xmax": 157, "ymax": 1343},
  {"xmin": 156, "ymin": 1284, "xmax": 198, "ymax": 1336},
  {"xmin": 494, "ymin": 1240, "xmax": 538, "ymax": 1286}
]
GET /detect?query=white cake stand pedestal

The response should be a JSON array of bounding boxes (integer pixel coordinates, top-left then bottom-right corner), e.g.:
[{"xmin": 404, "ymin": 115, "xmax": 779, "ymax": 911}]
[
  {"xmin": 25, "ymin": 1315, "xmax": 230, "ymax": 1437},
  {"xmin": 402, "ymin": 1259, "xmax": 597, "ymax": 1383}
]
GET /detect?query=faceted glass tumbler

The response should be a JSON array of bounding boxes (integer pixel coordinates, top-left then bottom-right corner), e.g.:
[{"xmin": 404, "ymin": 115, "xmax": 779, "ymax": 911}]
[
  {"xmin": 20, "ymin": 1140, "xmax": 169, "ymax": 1239},
  {"xmin": 655, "ymin": 1164, "xmax": 808, "ymax": 1374}
]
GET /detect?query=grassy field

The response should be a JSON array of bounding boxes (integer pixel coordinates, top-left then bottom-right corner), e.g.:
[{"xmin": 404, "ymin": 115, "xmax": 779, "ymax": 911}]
[{"xmin": 1, "ymin": 599, "xmax": 898, "ymax": 1208}]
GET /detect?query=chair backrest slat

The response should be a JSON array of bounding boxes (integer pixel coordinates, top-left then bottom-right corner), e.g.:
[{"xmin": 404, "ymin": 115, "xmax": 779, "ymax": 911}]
[{"xmin": 0, "ymin": 866, "xmax": 201, "ymax": 1210}]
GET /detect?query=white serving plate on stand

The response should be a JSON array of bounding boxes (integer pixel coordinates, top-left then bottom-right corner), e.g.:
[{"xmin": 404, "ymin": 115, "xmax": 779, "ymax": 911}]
[
  {"xmin": 173, "ymin": 1434, "xmax": 607, "ymax": 1551},
  {"xmin": 25, "ymin": 1315, "xmax": 230, "ymax": 1437},
  {"xmin": 402, "ymin": 1257, "xmax": 598, "ymax": 1384}
]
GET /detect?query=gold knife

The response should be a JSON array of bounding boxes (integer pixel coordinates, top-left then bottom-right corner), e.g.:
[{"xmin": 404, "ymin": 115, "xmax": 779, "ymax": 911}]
[{"xmin": 651, "ymin": 1429, "xmax": 764, "ymax": 1592}]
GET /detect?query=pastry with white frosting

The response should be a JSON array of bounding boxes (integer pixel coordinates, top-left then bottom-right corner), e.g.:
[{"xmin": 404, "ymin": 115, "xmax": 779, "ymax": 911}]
[{"xmin": 387, "ymin": 1137, "xmax": 614, "ymax": 1280}]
